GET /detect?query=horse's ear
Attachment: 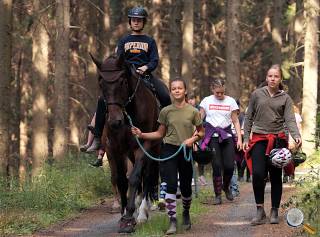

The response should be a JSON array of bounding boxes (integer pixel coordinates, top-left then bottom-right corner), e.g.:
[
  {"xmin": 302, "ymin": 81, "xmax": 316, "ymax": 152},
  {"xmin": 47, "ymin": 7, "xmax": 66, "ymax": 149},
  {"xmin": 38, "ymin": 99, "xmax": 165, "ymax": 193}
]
[
  {"xmin": 89, "ymin": 53, "xmax": 102, "ymax": 70},
  {"xmin": 117, "ymin": 53, "xmax": 126, "ymax": 68}
]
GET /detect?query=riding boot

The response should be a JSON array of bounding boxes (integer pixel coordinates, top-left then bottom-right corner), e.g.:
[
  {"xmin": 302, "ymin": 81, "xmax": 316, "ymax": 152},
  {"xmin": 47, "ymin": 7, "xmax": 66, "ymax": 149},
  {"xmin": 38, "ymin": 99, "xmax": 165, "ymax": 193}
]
[
  {"xmin": 213, "ymin": 195, "xmax": 222, "ymax": 205},
  {"xmin": 213, "ymin": 176, "xmax": 222, "ymax": 205},
  {"xmin": 90, "ymin": 157, "xmax": 103, "ymax": 167},
  {"xmin": 182, "ymin": 210, "xmax": 191, "ymax": 230},
  {"xmin": 80, "ymin": 144, "xmax": 91, "ymax": 152},
  {"xmin": 166, "ymin": 217, "xmax": 177, "ymax": 235},
  {"xmin": 86, "ymin": 137, "xmax": 101, "ymax": 153},
  {"xmin": 182, "ymin": 196, "xmax": 192, "ymax": 230},
  {"xmin": 223, "ymin": 174, "xmax": 234, "ymax": 201},
  {"xmin": 251, "ymin": 206, "xmax": 267, "ymax": 226},
  {"xmin": 90, "ymin": 153, "xmax": 103, "ymax": 167},
  {"xmin": 270, "ymin": 208, "xmax": 279, "ymax": 224}
]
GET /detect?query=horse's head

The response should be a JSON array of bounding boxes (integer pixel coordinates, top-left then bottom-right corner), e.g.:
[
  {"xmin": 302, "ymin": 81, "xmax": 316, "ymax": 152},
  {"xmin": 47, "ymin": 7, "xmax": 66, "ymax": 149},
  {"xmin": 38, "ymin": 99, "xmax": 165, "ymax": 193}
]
[{"xmin": 91, "ymin": 53, "xmax": 129, "ymax": 129}]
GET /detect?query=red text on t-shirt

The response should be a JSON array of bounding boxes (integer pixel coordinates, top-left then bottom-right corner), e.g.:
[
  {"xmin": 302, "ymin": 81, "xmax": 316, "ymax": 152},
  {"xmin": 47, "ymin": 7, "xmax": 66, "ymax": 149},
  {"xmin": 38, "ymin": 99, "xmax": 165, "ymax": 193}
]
[{"xmin": 209, "ymin": 104, "xmax": 231, "ymax": 111}]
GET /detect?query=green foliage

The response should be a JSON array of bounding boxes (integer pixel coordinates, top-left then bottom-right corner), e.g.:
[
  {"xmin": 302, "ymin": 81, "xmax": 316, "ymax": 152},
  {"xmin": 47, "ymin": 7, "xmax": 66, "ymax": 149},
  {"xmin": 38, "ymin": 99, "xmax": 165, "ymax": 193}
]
[
  {"xmin": 283, "ymin": 164, "xmax": 320, "ymax": 236},
  {"xmin": 284, "ymin": 2, "xmax": 296, "ymax": 26},
  {"xmin": 0, "ymin": 154, "xmax": 113, "ymax": 235}
]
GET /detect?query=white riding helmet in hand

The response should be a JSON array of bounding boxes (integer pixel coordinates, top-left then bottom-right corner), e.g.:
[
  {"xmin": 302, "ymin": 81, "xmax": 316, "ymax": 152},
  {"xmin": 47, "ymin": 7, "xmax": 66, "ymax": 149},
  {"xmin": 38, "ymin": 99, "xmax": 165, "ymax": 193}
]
[{"xmin": 269, "ymin": 148, "xmax": 292, "ymax": 168}]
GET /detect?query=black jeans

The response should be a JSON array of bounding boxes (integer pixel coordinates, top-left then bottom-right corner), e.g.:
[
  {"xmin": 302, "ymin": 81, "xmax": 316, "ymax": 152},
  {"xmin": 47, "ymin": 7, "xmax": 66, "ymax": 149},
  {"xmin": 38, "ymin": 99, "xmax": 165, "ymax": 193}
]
[
  {"xmin": 251, "ymin": 141, "xmax": 282, "ymax": 208},
  {"xmin": 159, "ymin": 144, "xmax": 193, "ymax": 197}
]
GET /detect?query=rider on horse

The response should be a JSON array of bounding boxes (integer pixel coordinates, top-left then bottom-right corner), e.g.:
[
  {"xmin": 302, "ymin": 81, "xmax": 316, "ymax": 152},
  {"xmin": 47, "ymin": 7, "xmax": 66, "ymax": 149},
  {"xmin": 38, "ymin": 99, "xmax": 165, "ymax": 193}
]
[{"xmin": 85, "ymin": 7, "xmax": 171, "ymax": 166}]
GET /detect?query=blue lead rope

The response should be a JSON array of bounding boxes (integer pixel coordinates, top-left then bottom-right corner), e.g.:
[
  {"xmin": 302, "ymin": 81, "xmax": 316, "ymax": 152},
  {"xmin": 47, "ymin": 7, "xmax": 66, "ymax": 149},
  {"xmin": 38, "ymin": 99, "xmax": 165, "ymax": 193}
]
[{"xmin": 124, "ymin": 110, "xmax": 198, "ymax": 197}]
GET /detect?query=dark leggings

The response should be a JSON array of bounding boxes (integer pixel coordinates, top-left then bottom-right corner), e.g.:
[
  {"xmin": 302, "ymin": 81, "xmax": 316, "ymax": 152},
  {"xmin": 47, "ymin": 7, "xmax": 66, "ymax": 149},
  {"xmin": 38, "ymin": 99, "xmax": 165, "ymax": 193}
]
[
  {"xmin": 209, "ymin": 137, "xmax": 235, "ymax": 178},
  {"xmin": 159, "ymin": 144, "xmax": 193, "ymax": 197},
  {"xmin": 94, "ymin": 96, "xmax": 106, "ymax": 138},
  {"xmin": 251, "ymin": 141, "xmax": 282, "ymax": 208}
]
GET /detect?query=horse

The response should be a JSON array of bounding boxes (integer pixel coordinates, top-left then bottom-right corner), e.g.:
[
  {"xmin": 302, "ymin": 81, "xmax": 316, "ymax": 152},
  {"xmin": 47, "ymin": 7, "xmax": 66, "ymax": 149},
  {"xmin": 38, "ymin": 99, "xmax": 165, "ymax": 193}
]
[{"xmin": 90, "ymin": 53, "xmax": 161, "ymax": 233}]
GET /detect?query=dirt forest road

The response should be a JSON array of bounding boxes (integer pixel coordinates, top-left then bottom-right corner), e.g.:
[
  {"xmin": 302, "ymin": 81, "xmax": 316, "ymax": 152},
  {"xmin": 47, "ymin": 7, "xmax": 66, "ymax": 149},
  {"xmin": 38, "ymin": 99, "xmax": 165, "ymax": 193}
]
[{"xmin": 27, "ymin": 182, "xmax": 304, "ymax": 237}]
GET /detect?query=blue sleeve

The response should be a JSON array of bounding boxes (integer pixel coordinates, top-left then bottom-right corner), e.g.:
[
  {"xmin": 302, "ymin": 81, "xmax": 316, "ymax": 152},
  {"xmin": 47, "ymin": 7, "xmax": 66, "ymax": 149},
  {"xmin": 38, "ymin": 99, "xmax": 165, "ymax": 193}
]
[
  {"xmin": 116, "ymin": 37, "xmax": 125, "ymax": 56},
  {"xmin": 146, "ymin": 39, "xmax": 159, "ymax": 72}
]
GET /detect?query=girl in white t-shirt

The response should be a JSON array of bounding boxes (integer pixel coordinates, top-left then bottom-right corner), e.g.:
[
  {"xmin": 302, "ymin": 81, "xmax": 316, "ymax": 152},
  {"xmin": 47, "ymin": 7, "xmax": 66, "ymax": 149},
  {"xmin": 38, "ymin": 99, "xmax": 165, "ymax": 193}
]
[{"xmin": 199, "ymin": 79, "xmax": 242, "ymax": 205}]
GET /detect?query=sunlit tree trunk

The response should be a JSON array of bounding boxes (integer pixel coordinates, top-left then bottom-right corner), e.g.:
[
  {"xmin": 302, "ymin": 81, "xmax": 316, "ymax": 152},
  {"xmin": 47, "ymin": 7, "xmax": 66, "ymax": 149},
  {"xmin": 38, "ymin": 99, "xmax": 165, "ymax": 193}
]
[
  {"xmin": 0, "ymin": 0, "xmax": 12, "ymax": 177},
  {"xmin": 31, "ymin": 0, "xmax": 49, "ymax": 176},
  {"xmin": 152, "ymin": 0, "xmax": 169, "ymax": 85},
  {"xmin": 288, "ymin": 0, "xmax": 304, "ymax": 105},
  {"xmin": 99, "ymin": 0, "xmax": 111, "ymax": 58},
  {"xmin": 169, "ymin": 0, "xmax": 182, "ymax": 81},
  {"xmin": 14, "ymin": 0, "xmax": 33, "ymax": 183},
  {"xmin": 225, "ymin": 0, "xmax": 240, "ymax": 99},
  {"xmin": 271, "ymin": 0, "xmax": 284, "ymax": 64},
  {"xmin": 301, "ymin": 0, "xmax": 319, "ymax": 156},
  {"xmin": 182, "ymin": 0, "xmax": 194, "ymax": 92},
  {"xmin": 53, "ymin": 0, "xmax": 70, "ymax": 160}
]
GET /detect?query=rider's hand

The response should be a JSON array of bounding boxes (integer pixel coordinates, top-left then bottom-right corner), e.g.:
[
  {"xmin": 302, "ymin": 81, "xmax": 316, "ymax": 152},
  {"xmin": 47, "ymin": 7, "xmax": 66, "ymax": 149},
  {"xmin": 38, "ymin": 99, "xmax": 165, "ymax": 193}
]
[
  {"xmin": 136, "ymin": 65, "xmax": 148, "ymax": 75},
  {"xmin": 131, "ymin": 126, "xmax": 142, "ymax": 138}
]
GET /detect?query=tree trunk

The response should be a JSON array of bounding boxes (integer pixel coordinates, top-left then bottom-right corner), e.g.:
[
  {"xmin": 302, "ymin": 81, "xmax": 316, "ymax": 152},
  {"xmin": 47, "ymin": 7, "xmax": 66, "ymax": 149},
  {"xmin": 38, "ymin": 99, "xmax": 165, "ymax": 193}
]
[
  {"xmin": 288, "ymin": 0, "xmax": 303, "ymax": 105},
  {"xmin": 109, "ymin": 0, "xmax": 125, "ymax": 51},
  {"xmin": 225, "ymin": 0, "xmax": 241, "ymax": 99},
  {"xmin": 53, "ymin": 0, "xmax": 70, "ymax": 160},
  {"xmin": 301, "ymin": 0, "xmax": 319, "ymax": 156},
  {"xmin": 31, "ymin": 0, "xmax": 49, "ymax": 176},
  {"xmin": 169, "ymin": 0, "xmax": 182, "ymax": 81},
  {"xmin": 271, "ymin": 0, "xmax": 284, "ymax": 64},
  {"xmin": 182, "ymin": 0, "xmax": 194, "ymax": 92},
  {"xmin": 152, "ymin": 0, "xmax": 169, "ymax": 85},
  {"xmin": 0, "ymin": 0, "xmax": 12, "ymax": 177},
  {"xmin": 199, "ymin": 0, "xmax": 211, "ymax": 98},
  {"xmin": 14, "ymin": 0, "xmax": 33, "ymax": 183},
  {"xmin": 99, "ymin": 0, "xmax": 111, "ymax": 58}
]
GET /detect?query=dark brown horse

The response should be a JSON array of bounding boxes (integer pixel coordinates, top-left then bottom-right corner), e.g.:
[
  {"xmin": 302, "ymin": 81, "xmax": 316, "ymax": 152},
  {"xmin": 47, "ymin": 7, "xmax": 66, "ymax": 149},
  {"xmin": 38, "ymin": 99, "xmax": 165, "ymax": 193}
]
[{"xmin": 91, "ymin": 53, "xmax": 161, "ymax": 233}]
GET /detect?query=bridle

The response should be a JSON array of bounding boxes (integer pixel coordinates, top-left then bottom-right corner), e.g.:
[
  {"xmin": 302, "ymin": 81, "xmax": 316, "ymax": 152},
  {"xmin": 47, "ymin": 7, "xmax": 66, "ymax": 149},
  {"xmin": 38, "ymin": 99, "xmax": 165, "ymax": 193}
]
[{"xmin": 99, "ymin": 66, "xmax": 141, "ymax": 111}]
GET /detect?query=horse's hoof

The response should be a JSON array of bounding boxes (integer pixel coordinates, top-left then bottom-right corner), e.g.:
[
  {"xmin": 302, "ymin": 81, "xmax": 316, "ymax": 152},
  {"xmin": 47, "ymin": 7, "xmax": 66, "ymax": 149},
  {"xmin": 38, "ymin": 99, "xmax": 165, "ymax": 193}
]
[{"xmin": 118, "ymin": 216, "xmax": 136, "ymax": 233}]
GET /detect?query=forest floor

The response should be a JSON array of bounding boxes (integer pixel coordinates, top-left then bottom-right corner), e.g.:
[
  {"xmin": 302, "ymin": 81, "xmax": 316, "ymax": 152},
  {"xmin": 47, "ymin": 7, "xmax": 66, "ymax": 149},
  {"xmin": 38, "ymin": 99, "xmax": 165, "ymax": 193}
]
[{"xmin": 23, "ymin": 180, "xmax": 307, "ymax": 237}]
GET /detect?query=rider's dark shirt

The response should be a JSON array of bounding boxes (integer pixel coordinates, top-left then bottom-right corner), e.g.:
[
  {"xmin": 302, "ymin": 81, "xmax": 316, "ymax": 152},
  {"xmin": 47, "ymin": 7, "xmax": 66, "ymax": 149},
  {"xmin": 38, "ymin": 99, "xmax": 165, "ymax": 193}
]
[{"xmin": 116, "ymin": 34, "xmax": 159, "ymax": 72}]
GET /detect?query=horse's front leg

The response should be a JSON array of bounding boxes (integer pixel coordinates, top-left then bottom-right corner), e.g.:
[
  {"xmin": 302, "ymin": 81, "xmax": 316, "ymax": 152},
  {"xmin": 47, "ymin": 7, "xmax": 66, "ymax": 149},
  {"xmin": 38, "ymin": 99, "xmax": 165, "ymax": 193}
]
[
  {"xmin": 126, "ymin": 155, "xmax": 144, "ymax": 216},
  {"xmin": 126, "ymin": 141, "xmax": 151, "ymax": 216}
]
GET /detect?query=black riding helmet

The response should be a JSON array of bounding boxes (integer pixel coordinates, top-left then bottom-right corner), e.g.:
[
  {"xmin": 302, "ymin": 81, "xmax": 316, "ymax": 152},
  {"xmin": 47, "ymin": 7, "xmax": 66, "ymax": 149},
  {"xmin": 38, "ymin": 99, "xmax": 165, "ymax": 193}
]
[{"xmin": 128, "ymin": 7, "xmax": 148, "ymax": 25}]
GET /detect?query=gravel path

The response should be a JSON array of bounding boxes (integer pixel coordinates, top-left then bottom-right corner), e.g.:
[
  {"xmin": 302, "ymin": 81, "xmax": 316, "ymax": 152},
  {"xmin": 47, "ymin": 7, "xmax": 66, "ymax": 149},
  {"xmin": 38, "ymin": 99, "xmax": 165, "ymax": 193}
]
[
  {"xmin": 26, "ymin": 182, "xmax": 304, "ymax": 237},
  {"xmin": 176, "ymin": 182, "xmax": 302, "ymax": 237}
]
